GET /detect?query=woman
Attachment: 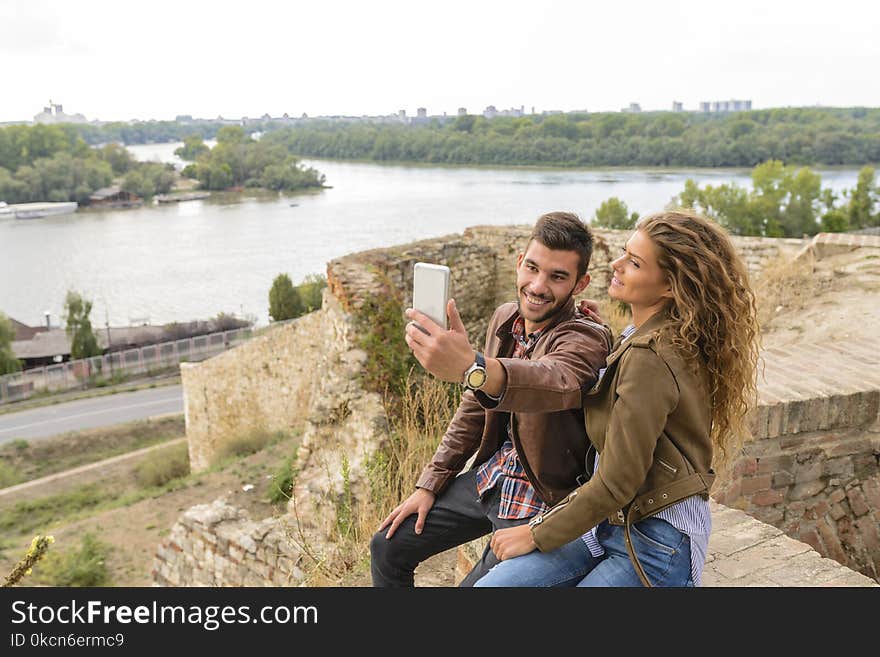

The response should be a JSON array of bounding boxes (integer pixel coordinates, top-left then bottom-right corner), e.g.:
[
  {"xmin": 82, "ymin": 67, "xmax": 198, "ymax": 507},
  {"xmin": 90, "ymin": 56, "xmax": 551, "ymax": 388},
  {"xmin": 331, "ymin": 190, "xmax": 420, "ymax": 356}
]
[{"xmin": 474, "ymin": 209, "xmax": 759, "ymax": 587}]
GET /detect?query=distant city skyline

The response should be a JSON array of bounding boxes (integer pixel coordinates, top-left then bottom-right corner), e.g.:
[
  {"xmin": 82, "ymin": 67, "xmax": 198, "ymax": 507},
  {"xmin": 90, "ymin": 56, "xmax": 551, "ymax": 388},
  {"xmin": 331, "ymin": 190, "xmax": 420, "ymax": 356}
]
[{"xmin": 2, "ymin": 0, "xmax": 878, "ymax": 124}]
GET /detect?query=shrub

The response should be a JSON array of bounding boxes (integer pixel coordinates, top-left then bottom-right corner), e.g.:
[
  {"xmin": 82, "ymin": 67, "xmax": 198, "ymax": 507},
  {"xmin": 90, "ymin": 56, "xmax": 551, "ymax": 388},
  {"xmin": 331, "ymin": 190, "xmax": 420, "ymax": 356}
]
[
  {"xmin": 268, "ymin": 447, "xmax": 299, "ymax": 504},
  {"xmin": 216, "ymin": 429, "xmax": 284, "ymax": 462},
  {"xmin": 34, "ymin": 533, "xmax": 109, "ymax": 587},
  {"xmin": 135, "ymin": 443, "xmax": 190, "ymax": 488}
]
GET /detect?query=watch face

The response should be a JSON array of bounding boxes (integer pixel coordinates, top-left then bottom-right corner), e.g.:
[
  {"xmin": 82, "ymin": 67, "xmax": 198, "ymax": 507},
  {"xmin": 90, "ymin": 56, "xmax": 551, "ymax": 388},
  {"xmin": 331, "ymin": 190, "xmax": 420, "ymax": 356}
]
[{"xmin": 467, "ymin": 368, "xmax": 487, "ymax": 388}]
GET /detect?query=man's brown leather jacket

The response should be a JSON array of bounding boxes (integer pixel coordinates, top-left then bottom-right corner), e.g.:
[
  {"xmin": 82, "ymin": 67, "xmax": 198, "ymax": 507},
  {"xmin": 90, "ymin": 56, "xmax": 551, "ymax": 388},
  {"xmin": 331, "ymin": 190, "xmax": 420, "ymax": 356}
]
[{"xmin": 415, "ymin": 297, "xmax": 612, "ymax": 508}]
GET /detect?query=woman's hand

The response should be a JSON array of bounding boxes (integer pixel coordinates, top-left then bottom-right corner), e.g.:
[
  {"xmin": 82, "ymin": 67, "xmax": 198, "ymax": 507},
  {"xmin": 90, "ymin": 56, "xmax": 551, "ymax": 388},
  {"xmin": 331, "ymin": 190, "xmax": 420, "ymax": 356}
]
[
  {"xmin": 578, "ymin": 298, "xmax": 603, "ymax": 324},
  {"xmin": 490, "ymin": 524, "xmax": 537, "ymax": 561}
]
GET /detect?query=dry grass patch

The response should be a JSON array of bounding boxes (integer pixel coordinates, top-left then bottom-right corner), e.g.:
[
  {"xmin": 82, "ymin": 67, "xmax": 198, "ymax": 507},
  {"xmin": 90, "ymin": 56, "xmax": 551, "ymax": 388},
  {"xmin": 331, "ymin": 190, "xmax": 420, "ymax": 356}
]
[
  {"xmin": 0, "ymin": 415, "xmax": 185, "ymax": 488},
  {"xmin": 753, "ymin": 254, "xmax": 818, "ymax": 328},
  {"xmin": 287, "ymin": 373, "xmax": 459, "ymax": 585}
]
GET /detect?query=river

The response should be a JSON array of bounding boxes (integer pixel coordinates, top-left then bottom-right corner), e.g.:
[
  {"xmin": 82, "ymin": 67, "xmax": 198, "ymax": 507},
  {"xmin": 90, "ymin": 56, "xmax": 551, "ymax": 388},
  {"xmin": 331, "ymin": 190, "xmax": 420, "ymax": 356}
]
[{"xmin": 0, "ymin": 142, "xmax": 861, "ymax": 327}]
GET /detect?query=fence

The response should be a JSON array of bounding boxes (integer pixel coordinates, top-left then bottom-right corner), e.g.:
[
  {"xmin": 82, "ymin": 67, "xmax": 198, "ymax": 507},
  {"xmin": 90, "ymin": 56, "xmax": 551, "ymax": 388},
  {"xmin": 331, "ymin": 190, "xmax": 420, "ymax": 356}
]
[{"xmin": 0, "ymin": 326, "xmax": 254, "ymax": 404}]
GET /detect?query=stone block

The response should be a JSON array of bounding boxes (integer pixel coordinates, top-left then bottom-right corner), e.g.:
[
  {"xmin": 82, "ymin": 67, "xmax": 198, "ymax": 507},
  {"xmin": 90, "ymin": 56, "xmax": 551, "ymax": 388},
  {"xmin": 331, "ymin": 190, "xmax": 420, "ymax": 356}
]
[
  {"xmin": 708, "ymin": 517, "xmax": 782, "ymax": 557},
  {"xmin": 751, "ymin": 489, "xmax": 785, "ymax": 506},
  {"xmin": 829, "ymin": 503, "xmax": 848, "ymax": 521},
  {"xmin": 863, "ymin": 478, "xmax": 880, "ymax": 511},
  {"xmin": 741, "ymin": 474, "xmax": 772, "ymax": 494},
  {"xmin": 757, "ymin": 454, "xmax": 793, "ymax": 475},
  {"xmin": 800, "ymin": 396, "xmax": 830, "ymax": 434},
  {"xmin": 734, "ymin": 458, "xmax": 759, "ymax": 477},
  {"xmin": 853, "ymin": 453, "xmax": 879, "ymax": 480},
  {"xmin": 772, "ymin": 471, "xmax": 794, "ymax": 487},
  {"xmin": 824, "ymin": 457, "xmax": 855, "ymax": 479},
  {"xmin": 846, "ymin": 488, "xmax": 871, "ymax": 517},
  {"xmin": 795, "ymin": 528, "xmax": 822, "ymax": 554},
  {"xmin": 763, "ymin": 551, "xmax": 845, "ymax": 586},
  {"xmin": 237, "ymin": 535, "xmax": 258, "ymax": 554},
  {"xmin": 816, "ymin": 518, "xmax": 849, "ymax": 565},
  {"xmin": 750, "ymin": 506, "xmax": 784, "ymax": 526},
  {"xmin": 789, "ymin": 480, "xmax": 826, "ymax": 501},
  {"xmin": 855, "ymin": 516, "xmax": 880, "ymax": 555},
  {"xmin": 794, "ymin": 460, "xmax": 825, "ymax": 484},
  {"xmin": 765, "ymin": 403, "xmax": 786, "ymax": 439}
]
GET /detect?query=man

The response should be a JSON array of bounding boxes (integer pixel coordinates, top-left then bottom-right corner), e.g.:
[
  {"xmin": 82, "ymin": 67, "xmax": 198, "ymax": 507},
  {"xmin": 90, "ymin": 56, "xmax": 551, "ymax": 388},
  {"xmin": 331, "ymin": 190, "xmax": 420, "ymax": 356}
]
[{"xmin": 370, "ymin": 211, "xmax": 612, "ymax": 587}]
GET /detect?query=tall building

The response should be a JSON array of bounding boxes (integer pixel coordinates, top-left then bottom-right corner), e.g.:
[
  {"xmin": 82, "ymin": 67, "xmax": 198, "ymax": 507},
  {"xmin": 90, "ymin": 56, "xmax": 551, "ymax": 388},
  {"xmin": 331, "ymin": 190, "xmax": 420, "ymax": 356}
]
[
  {"xmin": 700, "ymin": 99, "xmax": 752, "ymax": 113},
  {"xmin": 672, "ymin": 101, "xmax": 683, "ymax": 112},
  {"xmin": 33, "ymin": 100, "xmax": 88, "ymax": 124}
]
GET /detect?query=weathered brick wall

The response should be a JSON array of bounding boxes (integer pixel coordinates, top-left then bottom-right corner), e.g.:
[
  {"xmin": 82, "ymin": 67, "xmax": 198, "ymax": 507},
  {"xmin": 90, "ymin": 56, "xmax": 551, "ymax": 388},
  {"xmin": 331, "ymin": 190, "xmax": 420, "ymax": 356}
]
[
  {"xmin": 713, "ymin": 339, "xmax": 880, "ymax": 580},
  {"xmin": 152, "ymin": 500, "xmax": 304, "ymax": 586}
]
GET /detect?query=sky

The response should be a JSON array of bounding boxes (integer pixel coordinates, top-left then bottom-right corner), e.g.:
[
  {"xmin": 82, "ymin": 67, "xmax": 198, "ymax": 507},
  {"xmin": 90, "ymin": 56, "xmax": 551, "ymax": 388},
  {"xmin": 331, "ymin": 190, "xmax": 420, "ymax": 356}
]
[{"xmin": 1, "ymin": 0, "xmax": 878, "ymax": 123}]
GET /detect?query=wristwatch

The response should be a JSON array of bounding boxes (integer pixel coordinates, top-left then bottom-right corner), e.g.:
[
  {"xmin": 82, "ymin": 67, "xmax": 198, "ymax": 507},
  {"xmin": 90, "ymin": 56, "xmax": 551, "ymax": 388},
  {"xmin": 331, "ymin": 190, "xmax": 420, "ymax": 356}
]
[{"xmin": 463, "ymin": 352, "xmax": 488, "ymax": 391}]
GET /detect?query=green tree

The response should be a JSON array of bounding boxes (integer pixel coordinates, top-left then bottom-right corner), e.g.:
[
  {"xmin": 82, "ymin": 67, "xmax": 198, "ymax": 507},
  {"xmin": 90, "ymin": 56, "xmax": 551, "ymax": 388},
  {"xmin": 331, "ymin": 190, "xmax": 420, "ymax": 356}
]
[
  {"xmin": 174, "ymin": 135, "xmax": 209, "ymax": 162},
  {"xmin": 268, "ymin": 274, "xmax": 303, "ymax": 321},
  {"xmin": 98, "ymin": 143, "xmax": 135, "ymax": 175},
  {"xmin": 0, "ymin": 312, "xmax": 22, "ymax": 374},
  {"xmin": 819, "ymin": 189, "xmax": 849, "ymax": 232},
  {"xmin": 63, "ymin": 291, "xmax": 102, "ymax": 360},
  {"xmin": 847, "ymin": 166, "xmax": 878, "ymax": 229},
  {"xmin": 592, "ymin": 197, "xmax": 639, "ymax": 229},
  {"xmin": 295, "ymin": 274, "xmax": 327, "ymax": 313}
]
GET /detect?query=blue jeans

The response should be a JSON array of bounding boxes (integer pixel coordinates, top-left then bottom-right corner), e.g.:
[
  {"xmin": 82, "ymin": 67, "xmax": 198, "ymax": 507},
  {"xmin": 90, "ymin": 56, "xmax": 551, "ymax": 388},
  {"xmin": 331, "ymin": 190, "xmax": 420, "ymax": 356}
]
[{"xmin": 474, "ymin": 517, "xmax": 694, "ymax": 587}]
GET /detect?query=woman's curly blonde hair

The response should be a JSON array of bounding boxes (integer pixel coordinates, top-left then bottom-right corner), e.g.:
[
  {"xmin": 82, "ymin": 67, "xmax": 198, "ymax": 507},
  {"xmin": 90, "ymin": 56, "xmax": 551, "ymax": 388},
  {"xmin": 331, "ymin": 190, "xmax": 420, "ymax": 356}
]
[{"xmin": 637, "ymin": 209, "xmax": 760, "ymax": 468}]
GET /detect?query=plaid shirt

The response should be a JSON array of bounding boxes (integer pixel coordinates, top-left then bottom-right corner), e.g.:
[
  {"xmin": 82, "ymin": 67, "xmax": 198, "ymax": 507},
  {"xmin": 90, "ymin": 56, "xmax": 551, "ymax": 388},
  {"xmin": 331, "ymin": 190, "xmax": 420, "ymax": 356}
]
[{"xmin": 475, "ymin": 315, "xmax": 550, "ymax": 519}]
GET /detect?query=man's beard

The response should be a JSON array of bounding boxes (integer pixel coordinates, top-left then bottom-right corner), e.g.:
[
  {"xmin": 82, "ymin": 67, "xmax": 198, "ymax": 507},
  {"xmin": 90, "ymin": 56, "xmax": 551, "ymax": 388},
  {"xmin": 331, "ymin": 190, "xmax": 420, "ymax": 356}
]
[{"xmin": 517, "ymin": 287, "xmax": 574, "ymax": 326}]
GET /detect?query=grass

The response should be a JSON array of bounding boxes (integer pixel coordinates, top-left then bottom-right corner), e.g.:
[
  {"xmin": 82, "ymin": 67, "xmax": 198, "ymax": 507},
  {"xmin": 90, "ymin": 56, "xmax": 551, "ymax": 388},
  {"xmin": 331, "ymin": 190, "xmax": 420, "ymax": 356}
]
[
  {"xmin": 32, "ymin": 532, "xmax": 110, "ymax": 587},
  {"xmin": 267, "ymin": 445, "xmax": 299, "ymax": 505},
  {"xmin": 288, "ymin": 372, "xmax": 459, "ymax": 585},
  {"xmin": 215, "ymin": 428, "xmax": 287, "ymax": 463},
  {"xmin": 0, "ymin": 485, "xmax": 115, "ymax": 537},
  {"xmin": 0, "ymin": 415, "xmax": 185, "ymax": 488},
  {"xmin": 135, "ymin": 442, "xmax": 191, "ymax": 488},
  {"xmin": 754, "ymin": 254, "xmax": 818, "ymax": 328}
]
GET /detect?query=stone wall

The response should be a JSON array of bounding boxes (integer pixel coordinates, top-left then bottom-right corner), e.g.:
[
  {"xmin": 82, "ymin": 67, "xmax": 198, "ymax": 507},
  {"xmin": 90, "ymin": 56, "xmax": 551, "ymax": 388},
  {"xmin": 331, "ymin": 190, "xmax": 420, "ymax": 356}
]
[
  {"xmin": 326, "ymin": 225, "xmax": 805, "ymax": 345},
  {"xmin": 180, "ymin": 310, "xmax": 327, "ymax": 472},
  {"xmin": 713, "ymin": 338, "xmax": 880, "ymax": 580},
  {"xmin": 153, "ymin": 500, "xmax": 304, "ymax": 586}
]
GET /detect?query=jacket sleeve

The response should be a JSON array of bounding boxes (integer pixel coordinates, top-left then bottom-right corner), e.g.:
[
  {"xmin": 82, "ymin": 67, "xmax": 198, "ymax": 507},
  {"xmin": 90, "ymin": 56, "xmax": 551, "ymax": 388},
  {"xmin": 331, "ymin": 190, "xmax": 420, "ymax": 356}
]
[
  {"xmin": 479, "ymin": 321, "xmax": 610, "ymax": 413},
  {"xmin": 415, "ymin": 389, "xmax": 486, "ymax": 494},
  {"xmin": 414, "ymin": 304, "xmax": 510, "ymax": 495},
  {"xmin": 530, "ymin": 346, "xmax": 680, "ymax": 552}
]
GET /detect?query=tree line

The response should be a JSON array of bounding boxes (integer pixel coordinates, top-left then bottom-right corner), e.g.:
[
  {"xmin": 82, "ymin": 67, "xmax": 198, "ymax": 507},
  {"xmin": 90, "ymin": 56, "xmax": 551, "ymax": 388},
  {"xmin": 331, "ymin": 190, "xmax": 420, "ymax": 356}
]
[
  {"xmin": 0, "ymin": 124, "xmax": 175, "ymax": 203},
  {"xmin": 175, "ymin": 127, "xmax": 325, "ymax": 191},
  {"xmin": 592, "ymin": 161, "xmax": 880, "ymax": 237},
  {"xmin": 262, "ymin": 107, "xmax": 880, "ymax": 167}
]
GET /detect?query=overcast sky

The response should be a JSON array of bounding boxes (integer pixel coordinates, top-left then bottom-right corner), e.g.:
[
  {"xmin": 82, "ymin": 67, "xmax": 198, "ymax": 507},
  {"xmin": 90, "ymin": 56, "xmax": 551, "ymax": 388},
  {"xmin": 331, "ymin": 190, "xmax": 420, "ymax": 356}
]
[{"xmin": 2, "ymin": 0, "xmax": 877, "ymax": 123}]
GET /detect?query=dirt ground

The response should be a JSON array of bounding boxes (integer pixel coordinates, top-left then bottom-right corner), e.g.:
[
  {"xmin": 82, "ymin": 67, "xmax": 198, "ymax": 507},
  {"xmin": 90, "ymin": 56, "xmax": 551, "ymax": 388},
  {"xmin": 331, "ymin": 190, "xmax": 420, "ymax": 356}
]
[
  {"xmin": 758, "ymin": 247, "xmax": 880, "ymax": 348},
  {"xmin": 5, "ymin": 244, "xmax": 877, "ymax": 588}
]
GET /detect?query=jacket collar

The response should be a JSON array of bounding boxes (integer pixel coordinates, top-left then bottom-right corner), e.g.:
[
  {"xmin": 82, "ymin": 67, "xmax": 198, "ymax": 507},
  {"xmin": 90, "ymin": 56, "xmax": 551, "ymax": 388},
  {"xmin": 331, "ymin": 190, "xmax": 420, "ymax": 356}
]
[
  {"xmin": 605, "ymin": 307, "xmax": 672, "ymax": 368},
  {"xmin": 494, "ymin": 296, "xmax": 577, "ymax": 339}
]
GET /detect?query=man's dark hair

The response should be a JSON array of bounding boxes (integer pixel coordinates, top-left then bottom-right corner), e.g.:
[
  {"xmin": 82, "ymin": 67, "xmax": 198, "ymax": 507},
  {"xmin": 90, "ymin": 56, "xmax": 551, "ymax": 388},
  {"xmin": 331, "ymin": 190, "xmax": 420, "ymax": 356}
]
[{"xmin": 529, "ymin": 211, "xmax": 594, "ymax": 278}]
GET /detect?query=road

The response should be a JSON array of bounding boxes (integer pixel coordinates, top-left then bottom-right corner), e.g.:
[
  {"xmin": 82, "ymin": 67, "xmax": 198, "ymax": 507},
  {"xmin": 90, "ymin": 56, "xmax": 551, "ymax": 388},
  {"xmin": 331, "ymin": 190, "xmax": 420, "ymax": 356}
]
[{"xmin": 0, "ymin": 385, "xmax": 183, "ymax": 444}]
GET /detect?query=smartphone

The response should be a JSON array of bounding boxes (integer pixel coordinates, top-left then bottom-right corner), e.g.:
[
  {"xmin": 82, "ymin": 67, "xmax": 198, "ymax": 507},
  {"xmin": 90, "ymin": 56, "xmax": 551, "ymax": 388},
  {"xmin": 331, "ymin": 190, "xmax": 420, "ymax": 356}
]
[{"xmin": 412, "ymin": 262, "xmax": 451, "ymax": 330}]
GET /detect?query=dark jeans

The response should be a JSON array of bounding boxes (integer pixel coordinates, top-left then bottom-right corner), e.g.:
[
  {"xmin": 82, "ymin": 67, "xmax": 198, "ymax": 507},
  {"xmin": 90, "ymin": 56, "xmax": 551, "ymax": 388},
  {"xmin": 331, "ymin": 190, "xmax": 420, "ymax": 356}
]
[{"xmin": 370, "ymin": 469, "xmax": 530, "ymax": 587}]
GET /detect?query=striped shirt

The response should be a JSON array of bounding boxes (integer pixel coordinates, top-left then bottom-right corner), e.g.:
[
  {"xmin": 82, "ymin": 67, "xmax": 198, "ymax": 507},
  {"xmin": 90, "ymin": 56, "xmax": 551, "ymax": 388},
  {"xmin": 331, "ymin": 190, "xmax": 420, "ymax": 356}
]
[
  {"xmin": 475, "ymin": 316, "xmax": 549, "ymax": 520},
  {"xmin": 581, "ymin": 324, "xmax": 712, "ymax": 586}
]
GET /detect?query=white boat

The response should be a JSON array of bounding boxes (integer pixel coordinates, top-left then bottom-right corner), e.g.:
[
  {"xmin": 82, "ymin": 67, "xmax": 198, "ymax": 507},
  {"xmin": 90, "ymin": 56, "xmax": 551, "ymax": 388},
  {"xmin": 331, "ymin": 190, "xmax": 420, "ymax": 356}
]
[
  {"xmin": 0, "ymin": 201, "xmax": 13, "ymax": 216},
  {"xmin": 10, "ymin": 201, "xmax": 78, "ymax": 219}
]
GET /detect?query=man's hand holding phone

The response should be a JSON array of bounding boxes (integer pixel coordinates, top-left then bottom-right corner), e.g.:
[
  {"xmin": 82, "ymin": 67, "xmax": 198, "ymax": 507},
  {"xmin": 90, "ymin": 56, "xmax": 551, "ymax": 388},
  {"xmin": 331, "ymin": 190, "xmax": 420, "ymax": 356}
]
[{"xmin": 404, "ymin": 299, "xmax": 475, "ymax": 383}]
